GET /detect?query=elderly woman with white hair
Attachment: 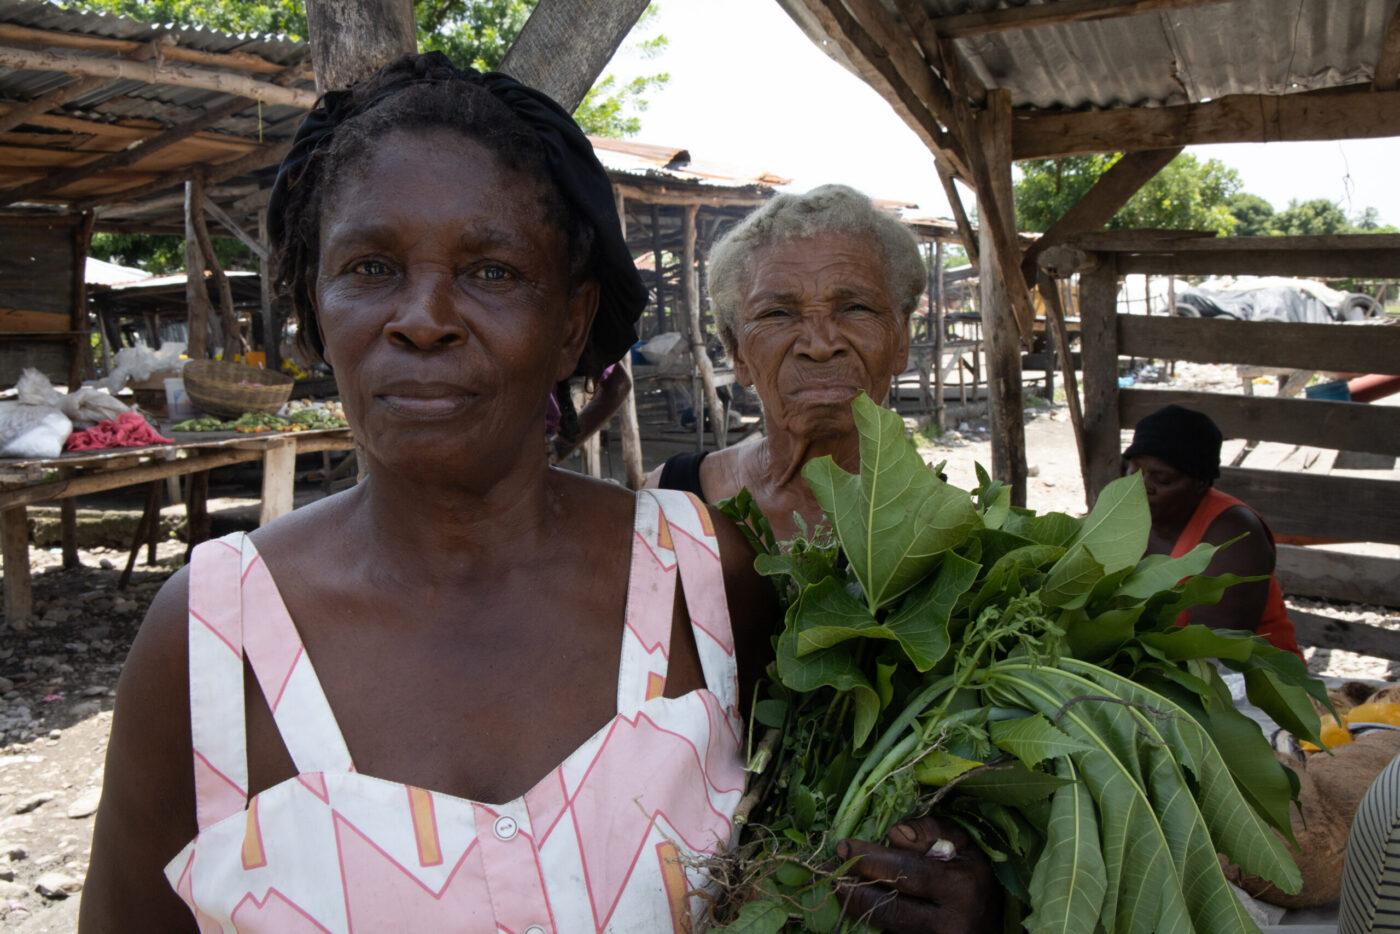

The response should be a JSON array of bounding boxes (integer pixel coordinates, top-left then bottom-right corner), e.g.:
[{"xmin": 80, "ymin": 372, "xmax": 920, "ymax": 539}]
[
  {"xmin": 647, "ymin": 185, "xmax": 996, "ymax": 930},
  {"xmin": 646, "ymin": 183, "xmax": 927, "ymax": 541}
]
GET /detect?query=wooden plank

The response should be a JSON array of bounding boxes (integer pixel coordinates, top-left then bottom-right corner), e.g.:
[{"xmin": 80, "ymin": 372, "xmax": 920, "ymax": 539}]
[
  {"xmin": 1021, "ymin": 148, "xmax": 1183, "ymax": 277},
  {"xmin": 1276, "ymin": 546, "xmax": 1400, "ymax": 608},
  {"xmin": 0, "ymin": 449, "xmax": 263, "ymax": 511},
  {"xmin": 1, "ymin": 505, "xmax": 31, "ymax": 622},
  {"xmin": 201, "ymin": 194, "xmax": 267, "ymax": 260},
  {"xmin": 259, "ymin": 438, "xmax": 297, "ymax": 526},
  {"xmin": 1120, "ymin": 388, "xmax": 1400, "ymax": 457},
  {"xmin": 0, "ymin": 46, "xmax": 314, "ymax": 109},
  {"xmin": 1290, "ymin": 609, "xmax": 1400, "ymax": 660},
  {"xmin": 0, "ymin": 309, "xmax": 69, "ymax": 332},
  {"xmin": 1075, "ymin": 232, "xmax": 1400, "ymax": 252},
  {"xmin": 1117, "ymin": 316, "xmax": 1400, "ymax": 376},
  {"xmin": 1039, "ymin": 271, "xmax": 1087, "ymax": 479},
  {"xmin": 1375, "ymin": 2, "xmax": 1400, "ymax": 92},
  {"xmin": 936, "ymin": 160, "xmax": 979, "ymax": 265},
  {"xmin": 1120, "ymin": 249, "xmax": 1398, "ymax": 279},
  {"xmin": 1078, "ymin": 261, "xmax": 1122, "ymax": 503},
  {"xmin": 0, "ymin": 94, "xmax": 255, "ymax": 207},
  {"xmin": 73, "ymin": 138, "xmax": 292, "ymax": 211},
  {"xmin": 1013, "ymin": 86, "xmax": 1400, "ymax": 159},
  {"xmin": 928, "ymin": 0, "xmax": 1235, "ymax": 38},
  {"xmin": 1216, "ymin": 467, "xmax": 1400, "ymax": 545}
]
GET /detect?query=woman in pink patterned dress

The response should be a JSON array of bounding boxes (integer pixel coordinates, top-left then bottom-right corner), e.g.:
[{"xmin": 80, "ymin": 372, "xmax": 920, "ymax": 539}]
[{"xmin": 80, "ymin": 54, "xmax": 988, "ymax": 933}]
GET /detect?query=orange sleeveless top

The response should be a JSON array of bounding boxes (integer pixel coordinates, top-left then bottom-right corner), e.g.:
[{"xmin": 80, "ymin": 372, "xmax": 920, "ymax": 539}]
[{"xmin": 1171, "ymin": 488, "xmax": 1302, "ymax": 659}]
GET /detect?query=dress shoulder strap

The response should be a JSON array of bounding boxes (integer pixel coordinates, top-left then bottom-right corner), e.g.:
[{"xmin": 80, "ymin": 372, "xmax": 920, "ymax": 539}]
[
  {"xmin": 187, "ymin": 534, "xmax": 250, "ymax": 831},
  {"xmin": 617, "ymin": 489, "xmax": 738, "ymax": 717},
  {"xmin": 236, "ymin": 534, "xmax": 355, "ymax": 776},
  {"xmin": 1170, "ymin": 489, "xmax": 1259, "ymax": 559}
]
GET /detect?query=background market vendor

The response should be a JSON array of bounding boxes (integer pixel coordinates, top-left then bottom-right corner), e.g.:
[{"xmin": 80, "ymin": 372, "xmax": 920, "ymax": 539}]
[{"xmin": 1122, "ymin": 404, "xmax": 1302, "ymax": 657}]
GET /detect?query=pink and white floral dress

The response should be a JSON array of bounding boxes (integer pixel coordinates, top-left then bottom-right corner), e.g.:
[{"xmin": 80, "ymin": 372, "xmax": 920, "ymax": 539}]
[{"xmin": 165, "ymin": 489, "xmax": 744, "ymax": 933}]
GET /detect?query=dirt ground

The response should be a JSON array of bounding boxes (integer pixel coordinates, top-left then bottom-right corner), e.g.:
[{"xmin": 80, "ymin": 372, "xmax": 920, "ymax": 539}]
[{"xmin": 1, "ymin": 360, "xmax": 1396, "ymax": 929}]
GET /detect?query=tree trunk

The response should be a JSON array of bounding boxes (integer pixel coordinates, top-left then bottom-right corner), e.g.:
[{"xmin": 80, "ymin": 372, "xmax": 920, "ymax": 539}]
[
  {"xmin": 188, "ymin": 170, "xmax": 242, "ymax": 358},
  {"xmin": 500, "ymin": 0, "xmax": 650, "ymax": 111},
  {"xmin": 304, "ymin": 0, "xmax": 416, "ymax": 94}
]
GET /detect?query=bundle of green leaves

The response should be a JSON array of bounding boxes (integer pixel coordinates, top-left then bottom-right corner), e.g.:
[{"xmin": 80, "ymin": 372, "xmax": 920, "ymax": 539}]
[{"xmin": 713, "ymin": 393, "xmax": 1324, "ymax": 934}]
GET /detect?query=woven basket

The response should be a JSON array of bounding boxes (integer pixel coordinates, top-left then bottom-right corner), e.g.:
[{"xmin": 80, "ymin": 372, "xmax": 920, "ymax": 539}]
[{"xmin": 182, "ymin": 360, "xmax": 295, "ymax": 419}]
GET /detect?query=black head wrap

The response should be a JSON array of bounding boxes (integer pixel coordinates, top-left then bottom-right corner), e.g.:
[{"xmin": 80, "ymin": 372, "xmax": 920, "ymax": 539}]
[
  {"xmin": 1122, "ymin": 405, "xmax": 1222, "ymax": 481},
  {"xmin": 266, "ymin": 51, "xmax": 645, "ymax": 374}
]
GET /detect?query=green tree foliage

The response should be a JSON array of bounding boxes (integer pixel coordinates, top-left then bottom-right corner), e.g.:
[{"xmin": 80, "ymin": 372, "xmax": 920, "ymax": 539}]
[
  {"xmin": 59, "ymin": 1, "xmax": 669, "ymax": 138},
  {"xmin": 1225, "ymin": 193, "xmax": 1276, "ymax": 236},
  {"xmin": 90, "ymin": 233, "xmax": 251, "ymax": 274},
  {"xmin": 1272, "ymin": 198, "xmax": 1351, "ymax": 237},
  {"xmin": 1014, "ymin": 153, "xmax": 1242, "ymax": 235}
]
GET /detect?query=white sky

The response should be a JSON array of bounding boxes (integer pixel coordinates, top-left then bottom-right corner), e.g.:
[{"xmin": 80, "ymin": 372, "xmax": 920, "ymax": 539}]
[{"xmin": 608, "ymin": 0, "xmax": 1400, "ymax": 225}]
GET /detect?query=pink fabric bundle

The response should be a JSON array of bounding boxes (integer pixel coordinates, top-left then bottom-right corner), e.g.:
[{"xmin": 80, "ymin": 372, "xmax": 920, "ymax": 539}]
[{"xmin": 64, "ymin": 412, "xmax": 173, "ymax": 451}]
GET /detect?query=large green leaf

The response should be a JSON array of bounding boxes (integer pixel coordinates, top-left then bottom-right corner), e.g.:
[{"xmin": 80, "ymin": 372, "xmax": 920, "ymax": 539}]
[
  {"xmin": 882, "ymin": 551, "xmax": 980, "ymax": 670},
  {"xmin": 775, "ymin": 601, "xmax": 882, "ymax": 746},
  {"xmin": 1064, "ymin": 606, "xmax": 1141, "ymax": 662},
  {"xmin": 1040, "ymin": 475, "xmax": 1150, "ymax": 609},
  {"xmin": 712, "ymin": 899, "xmax": 788, "ymax": 933},
  {"xmin": 1115, "ymin": 543, "xmax": 1216, "ymax": 601},
  {"xmin": 1024, "ymin": 769, "xmax": 1106, "ymax": 934},
  {"xmin": 957, "ymin": 760, "xmax": 1074, "ymax": 805},
  {"xmin": 790, "ymin": 577, "xmax": 887, "ymax": 657},
  {"xmin": 803, "ymin": 392, "xmax": 979, "ymax": 612},
  {"xmin": 1072, "ymin": 474, "xmax": 1151, "ymax": 573},
  {"xmin": 991, "ymin": 715, "xmax": 1095, "ymax": 770}
]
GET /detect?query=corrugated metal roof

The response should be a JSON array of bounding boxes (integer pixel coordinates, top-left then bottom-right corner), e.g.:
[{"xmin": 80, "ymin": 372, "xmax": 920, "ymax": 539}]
[
  {"xmin": 590, "ymin": 134, "xmax": 792, "ymax": 190},
  {"xmin": 923, "ymin": 0, "xmax": 1398, "ymax": 111},
  {"xmin": 0, "ymin": 0, "xmax": 305, "ymax": 62}
]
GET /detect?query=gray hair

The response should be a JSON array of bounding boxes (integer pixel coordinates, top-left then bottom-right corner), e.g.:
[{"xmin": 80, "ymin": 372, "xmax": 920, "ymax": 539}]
[{"xmin": 707, "ymin": 184, "xmax": 926, "ymax": 355}]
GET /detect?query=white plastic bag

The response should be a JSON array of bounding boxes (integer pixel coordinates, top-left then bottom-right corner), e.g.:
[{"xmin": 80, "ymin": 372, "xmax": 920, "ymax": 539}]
[
  {"xmin": 15, "ymin": 368, "xmax": 129, "ymax": 429},
  {"xmin": 0, "ymin": 404, "xmax": 71, "ymax": 458},
  {"xmin": 101, "ymin": 342, "xmax": 187, "ymax": 394}
]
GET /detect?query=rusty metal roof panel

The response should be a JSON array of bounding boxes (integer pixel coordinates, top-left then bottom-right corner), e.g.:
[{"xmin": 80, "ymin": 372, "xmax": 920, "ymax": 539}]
[{"xmin": 914, "ymin": 0, "xmax": 1396, "ymax": 111}]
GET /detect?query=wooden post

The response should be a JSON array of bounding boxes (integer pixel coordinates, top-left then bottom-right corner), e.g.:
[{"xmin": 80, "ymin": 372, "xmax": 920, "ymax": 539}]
[
  {"xmin": 305, "ymin": 0, "xmax": 415, "ymax": 94},
  {"xmin": 1037, "ymin": 270, "xmax": 1087, "ymax": 484},
  {"xmin": 258, "ymin": 212, "xmax": 280, "ymax": 373},
  {"xmin": 613, "ymin": 186, "xmax": 645, "ymax": 489},
  {"xmin": 1079, "ymin": 257, "xmax": 1121, "ymax": 505},
  {"xmin": 975, "ymin": 93, "xmax": 1027, "ymax": 506},
  {"xmin": 59, "ymin": 467, "xmax": 77, "ymax": 570},
  {"xmin": 188, "ymin": 170, "xmax": 242, "ymax": 358},
  {"xmin": 681, "ymin": 205, "xmax": 725, "ymax": 453},
  {"xmin": 934, "ymin": 240, "xmax": 946, "ymax": 429},
  {"xmin": 184, "ymin": 179, "xmax": 214, "ymax": 359},
  {"xmin": 260, "ymin": 438, "xmax": 298, "ymax": 525},
  {"xmin": 2, "ymin": 507, "xmax": 32, "ymax": 625},
  {"xmin": 650, "ymin": 204, "xmax": 666, "ymax": 335},
  {"xmin": 69, "ymin": 210, "xmax": 96, "ymax": 389}
]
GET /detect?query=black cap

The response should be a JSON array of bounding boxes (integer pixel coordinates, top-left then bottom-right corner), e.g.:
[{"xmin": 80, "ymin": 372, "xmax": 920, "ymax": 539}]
[{"xmin": 1122, "ymin": 405, "xmax": 1222, "ymax": 480}]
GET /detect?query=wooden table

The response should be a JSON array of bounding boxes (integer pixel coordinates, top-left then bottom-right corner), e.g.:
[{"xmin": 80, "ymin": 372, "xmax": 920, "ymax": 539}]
[{"xmin": 0, "ymin": 427, "xmax": 354, "ymax": 621}]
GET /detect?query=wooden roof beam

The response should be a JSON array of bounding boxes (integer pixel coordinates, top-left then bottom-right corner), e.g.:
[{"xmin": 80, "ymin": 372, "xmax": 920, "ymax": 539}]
[
  {"xmin": 0, "ymin": 76, "xmax": 112, "ymax": 135},
  {"xmin": 0, "ymin": 45, "xmax": 315, "ymax": 109},
  {"xmin": 1013, "ymin": 86, "xmax": 1400, "ymax": 158},
  {"xmin": 1021, "ymin": 146, "xmax": 1183, "ymax": 282},
  {"xmin": 935, "ymin": 160, "xmax": 978, "ymax": 265},
  {"xmin": 1376, "ymin": 2, "xmax": 1400, "ymax": 92},
  {"xmin": 0, "ymin": 94, "xmax": 261, "ymax": 207},
  {"xmin": 928, "ymin": 0, "xmax": 1238, "ymax": 39},
  {"xmin": 0, "ymin": 22, "xmax": 303, "ymax": 77},
  {"xmin": 72, "ymin": 136, "xmax": 291, "ymax": 211}
]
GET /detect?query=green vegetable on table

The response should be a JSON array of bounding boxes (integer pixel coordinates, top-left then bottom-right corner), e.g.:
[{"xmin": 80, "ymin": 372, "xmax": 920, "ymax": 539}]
[{"xmin": 713, "ymin": 392, "xmax": 1324, "ymax": 934}]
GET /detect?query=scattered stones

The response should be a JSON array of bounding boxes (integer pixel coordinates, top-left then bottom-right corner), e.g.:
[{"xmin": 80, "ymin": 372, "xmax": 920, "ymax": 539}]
[
  {"xmin": 11, "ymin": 794, "xmax": 53, "ymax": 816},
  {"xmin": 97, "ymin": 558, "xmax": 114, "ymax": 570},
  {"xmin": 0, "ymin": 865, "xmax": 12, "ymax": 883},
  {"xmin": 0, "ymin": 879, "xmax": 27, "ymax": 899},
  {"xmin": 1, "ymin": 843, "xmax": 28, "ymax": 861},
  {"xmin": 0, "ymin": 679, "xmax": 12, "ymax": 694},
  {"xmin": 33, "ymin": 872, "xmax": 81, "ymax": 899},
  {"xmin": 65, "ymin": 790, "xmax": 100, "ymax": 820},
  {"xmin": 81, "ymin": 686, "xmax": 106, "ymax": 698}
]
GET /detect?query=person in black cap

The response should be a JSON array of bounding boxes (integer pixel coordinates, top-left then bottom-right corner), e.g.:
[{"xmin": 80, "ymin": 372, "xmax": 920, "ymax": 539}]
[
  {"xmin": 1123, "ymin": 404, "xmax": 1301, "ymax": 656},
  {"xmin": 83, "ymin": 54, "xmax": 991, "ymax": 934}
]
